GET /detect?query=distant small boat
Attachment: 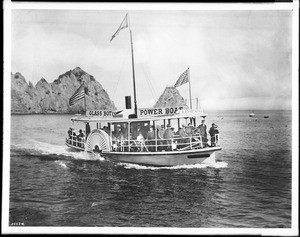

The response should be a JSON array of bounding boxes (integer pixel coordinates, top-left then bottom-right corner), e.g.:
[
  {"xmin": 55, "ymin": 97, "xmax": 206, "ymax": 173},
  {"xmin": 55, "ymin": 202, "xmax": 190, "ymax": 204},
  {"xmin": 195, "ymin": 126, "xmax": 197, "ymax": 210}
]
[
  {"xmin": 264, "ymin": 116, "xmax": 269, "ymax": 118},
  {"xmin": 249, "ymin": 111, "xmax": 255, "ymax": 117}
]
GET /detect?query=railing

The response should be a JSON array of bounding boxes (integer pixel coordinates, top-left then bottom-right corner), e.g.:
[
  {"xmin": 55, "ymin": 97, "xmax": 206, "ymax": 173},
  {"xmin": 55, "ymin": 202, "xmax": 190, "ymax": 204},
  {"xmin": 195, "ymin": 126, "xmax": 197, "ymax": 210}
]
[
  {"xmin": 65, "ymin": 132, "xmax": 85, "ymax": 149},
  {"xmin": 111, "ymin": 134, "xmax": 220, "ymax": 152},
  {"xmin": 65, "ymin": 129, "xmax": 220, "ymax": 152}
]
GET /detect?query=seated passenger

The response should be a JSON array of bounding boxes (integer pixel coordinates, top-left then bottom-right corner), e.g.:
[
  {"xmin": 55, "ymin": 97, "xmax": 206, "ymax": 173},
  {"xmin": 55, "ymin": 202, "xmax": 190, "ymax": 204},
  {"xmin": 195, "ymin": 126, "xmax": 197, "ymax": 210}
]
[
  {"xmin": 178, "ymin": 125, "xmax": 189, "ymax": 148},
  {"xmin": 136, "ymin": 131, "xmax": 145, "ymax": 151},
  {"xmin": 185, "ymin": 123, "xmax": 194, "ymax": 137}
]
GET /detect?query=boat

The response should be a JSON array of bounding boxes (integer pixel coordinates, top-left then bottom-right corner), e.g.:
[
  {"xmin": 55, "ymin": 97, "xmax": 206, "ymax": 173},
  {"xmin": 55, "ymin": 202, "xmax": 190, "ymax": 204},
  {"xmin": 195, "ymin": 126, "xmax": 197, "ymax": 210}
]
[
  {"xmin": 249, "ymin": 111, "xmax": 255, "ymax": 117},
  {"xmin": 65, "ymin": 13, "xmax": 222, "ymax": 166},
  {"xmin": 264, "ymin": 116, "xmax": 269, "ymax": 118}
]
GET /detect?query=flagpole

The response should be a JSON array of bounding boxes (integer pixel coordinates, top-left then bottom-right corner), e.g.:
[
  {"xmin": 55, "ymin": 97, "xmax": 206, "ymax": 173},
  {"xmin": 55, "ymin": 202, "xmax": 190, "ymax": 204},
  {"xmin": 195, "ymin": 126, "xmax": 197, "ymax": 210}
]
[
  {"xmin": 188, "ymin": 68, "xmax": 192, "ymax": 109},
  {"xmin": 83, "ymin": 81, "xmax": 87, "ymax": 114},
  {"xmin": 128, "ymin": 14, "xmax": 138, "ymax": 117}
]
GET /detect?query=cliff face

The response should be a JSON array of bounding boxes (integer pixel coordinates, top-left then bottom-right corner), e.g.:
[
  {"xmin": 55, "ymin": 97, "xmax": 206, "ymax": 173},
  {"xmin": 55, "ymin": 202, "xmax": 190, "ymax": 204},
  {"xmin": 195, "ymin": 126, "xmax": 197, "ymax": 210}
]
[
  {"xmin": 11, "ymin": 67, "xmax": 116, "ymax": 114},
  {"xmin": 154, "ymin": 86, "xmax": 188, "ymax": 108}
]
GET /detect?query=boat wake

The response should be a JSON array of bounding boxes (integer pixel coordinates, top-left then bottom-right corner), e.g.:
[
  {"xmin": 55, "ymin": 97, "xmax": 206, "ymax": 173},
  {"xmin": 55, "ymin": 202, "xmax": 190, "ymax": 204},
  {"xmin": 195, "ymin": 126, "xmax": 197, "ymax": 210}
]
[
  {"xmin": 117, "ymin": 161, "xmax": 228, "ymax": 170},
  {"xmin": 10, "ymin": 140, "xmax": 105, "ymax": 162}
]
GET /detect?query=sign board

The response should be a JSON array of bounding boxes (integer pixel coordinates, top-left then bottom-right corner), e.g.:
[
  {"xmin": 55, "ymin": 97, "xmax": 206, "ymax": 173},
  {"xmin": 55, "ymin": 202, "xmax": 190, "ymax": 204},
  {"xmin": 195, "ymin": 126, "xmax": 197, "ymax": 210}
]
[
  {"xmin": 86, "ymin": 110, "xmax": 123, "ymax": 118},
  {"xmin": 138, "ymin": 107, "xmax": 184, "ymax": 117}
]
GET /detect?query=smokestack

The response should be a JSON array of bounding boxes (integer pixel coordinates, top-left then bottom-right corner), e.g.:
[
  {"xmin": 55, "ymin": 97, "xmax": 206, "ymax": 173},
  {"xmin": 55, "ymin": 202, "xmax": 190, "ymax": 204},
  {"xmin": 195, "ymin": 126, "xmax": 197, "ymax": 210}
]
[{"xmin": 125, "ymin": 96, "xmax": 131, "ymax": 109}]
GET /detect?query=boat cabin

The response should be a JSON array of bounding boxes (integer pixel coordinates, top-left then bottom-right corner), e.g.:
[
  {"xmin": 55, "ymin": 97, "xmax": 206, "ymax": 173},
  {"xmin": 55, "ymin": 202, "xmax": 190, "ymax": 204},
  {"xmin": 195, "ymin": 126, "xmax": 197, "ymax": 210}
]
[{"xmin": 65, "ymin": 107, "xmax": 220, "ymax": 153}]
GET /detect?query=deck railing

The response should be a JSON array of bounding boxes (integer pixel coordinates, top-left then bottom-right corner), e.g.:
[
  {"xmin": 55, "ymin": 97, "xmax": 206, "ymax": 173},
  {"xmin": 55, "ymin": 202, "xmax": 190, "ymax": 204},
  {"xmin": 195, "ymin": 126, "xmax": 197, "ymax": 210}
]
[
  {"xmin": 111, "ymin": 134, "xmax": 220, "ymax": 152},
  {"xmin": 65, "ymin": 132, "xmax": 85, "ymax": 149},
  {"xmin": 66, "ymin": 130, "xmax": 220, "ymax": 152}
]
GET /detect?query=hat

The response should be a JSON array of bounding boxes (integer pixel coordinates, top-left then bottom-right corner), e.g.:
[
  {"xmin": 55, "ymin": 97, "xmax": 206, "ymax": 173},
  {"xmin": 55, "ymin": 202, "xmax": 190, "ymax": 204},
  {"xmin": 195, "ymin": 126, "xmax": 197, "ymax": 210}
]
[
  {"xmin": 212, "ymin": 123, "xmax": 215, "ymax": 125},
  {"xmin": 167, "ymin": 124, "xmax": 171, "ymax": 127}
]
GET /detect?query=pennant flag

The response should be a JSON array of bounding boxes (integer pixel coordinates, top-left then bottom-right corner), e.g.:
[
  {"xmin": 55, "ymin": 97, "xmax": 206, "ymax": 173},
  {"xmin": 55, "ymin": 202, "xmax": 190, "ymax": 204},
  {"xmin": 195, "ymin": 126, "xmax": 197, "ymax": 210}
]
[
  {"xmin": 69, "ymin": 84, "xmax": 85, "ymax": 106},
  {"xmin": 174, "ymin": 68, "xmax": 189, "ymax": 88},
  {"xmin": 110, "ymin": 13, "xmax": 128, "ymax": 42}
]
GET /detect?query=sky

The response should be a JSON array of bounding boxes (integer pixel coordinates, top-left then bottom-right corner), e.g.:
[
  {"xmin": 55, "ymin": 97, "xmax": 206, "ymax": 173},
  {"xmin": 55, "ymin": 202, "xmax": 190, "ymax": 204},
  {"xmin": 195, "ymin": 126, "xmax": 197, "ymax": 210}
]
[{"xmin": 10, "ymin": 4, "xmax": 294, "ymax": 110}]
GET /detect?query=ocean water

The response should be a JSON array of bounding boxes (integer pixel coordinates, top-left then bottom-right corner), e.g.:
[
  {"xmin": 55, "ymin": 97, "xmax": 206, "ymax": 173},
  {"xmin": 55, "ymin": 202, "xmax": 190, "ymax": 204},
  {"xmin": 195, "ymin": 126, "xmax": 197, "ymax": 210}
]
[{"xmin": 8, "ymin": 110, "xmax": 292, "ymax": 229}]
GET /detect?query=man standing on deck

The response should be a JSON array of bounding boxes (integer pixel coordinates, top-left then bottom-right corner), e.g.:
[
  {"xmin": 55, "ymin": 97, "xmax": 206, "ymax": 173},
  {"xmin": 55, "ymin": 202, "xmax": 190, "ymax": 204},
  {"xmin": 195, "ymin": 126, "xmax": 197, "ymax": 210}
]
[
  {"xmin": 157, "ymin": 125, "xmax": 165, "ymax": 151},
  {"xmin": 146, "ymin": 126, "xmax": 155, "ymax": 151},
  {"xmin": 86, "ymin": 122, "xmax": 91, "ymax": 139},
  {"xmin": 198, "ymin": 119, "xmax": 208, "ymax": 147},
  {"xmin": 164, "ymin": 124, "xmax": 174, "ymax": 151},
  {"xmin": 209, "ymin": 123, "xmax": 219, "ymax": 147}
]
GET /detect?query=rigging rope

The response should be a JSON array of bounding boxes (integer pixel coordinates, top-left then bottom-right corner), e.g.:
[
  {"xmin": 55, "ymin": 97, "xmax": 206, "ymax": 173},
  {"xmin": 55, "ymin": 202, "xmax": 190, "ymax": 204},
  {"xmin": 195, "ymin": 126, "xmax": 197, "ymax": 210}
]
[
  {"xmin": 141, "ymin": 64, "xmax": 157, "ymax": 102},
  {"xmin": 111, "ymin": 45, "xmax": 131, "ymax": 102}
]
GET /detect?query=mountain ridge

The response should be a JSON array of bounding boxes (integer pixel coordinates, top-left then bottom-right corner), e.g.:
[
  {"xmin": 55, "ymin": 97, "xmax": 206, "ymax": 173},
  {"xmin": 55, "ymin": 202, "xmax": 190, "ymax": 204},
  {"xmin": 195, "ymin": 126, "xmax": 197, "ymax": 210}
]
[{"xmin": 11, "ymin": 67, "xmax": 116, "ymax": 114}]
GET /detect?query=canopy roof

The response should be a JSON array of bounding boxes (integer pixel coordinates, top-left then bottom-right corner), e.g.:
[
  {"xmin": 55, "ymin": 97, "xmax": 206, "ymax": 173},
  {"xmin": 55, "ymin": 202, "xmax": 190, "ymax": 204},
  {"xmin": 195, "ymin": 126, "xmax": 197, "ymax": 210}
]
[{"xmin": 71, "ymin": 110, "xmax": 207, "ymax": 123}]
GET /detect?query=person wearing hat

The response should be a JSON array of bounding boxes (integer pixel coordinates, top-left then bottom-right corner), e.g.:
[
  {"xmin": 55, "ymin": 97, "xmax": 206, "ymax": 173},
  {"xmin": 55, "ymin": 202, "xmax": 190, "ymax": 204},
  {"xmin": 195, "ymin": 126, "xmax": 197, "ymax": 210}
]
[
  {"xmin": 85, "ymin": 122, "xmax": 91, "ymax": 139},
  {"xmin": 185, "ymin": 123, "xmax": 194, "ymax": 137},
  {"xmin": 156, "ymin": 124, "xmax": 165, "ymax": 151},
  {"xmin": 146, "ymin": 125, "xmax": 155, "ymax": 151},
  {"xmin": 163, "ymin": 124, "xmax": 174, "ymax": 151},
  {"xmin": 209, "ymin": 123, "xmax": 219, "ymax": 147},
  {"xmin": 178, "ymin": 124, "xmax": 188, "ymax": 148},
  {"xmin": 198, "ymin": 119, "xmax": 208, "ymax": 147},
  {"xmin": 77, "ymin": 129, "xmax": 85, "ymax": 148}
]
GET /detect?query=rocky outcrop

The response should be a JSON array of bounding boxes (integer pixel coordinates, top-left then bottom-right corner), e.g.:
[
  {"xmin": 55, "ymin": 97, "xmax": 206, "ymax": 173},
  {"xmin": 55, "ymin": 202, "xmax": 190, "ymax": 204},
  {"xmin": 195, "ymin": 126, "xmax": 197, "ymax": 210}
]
[
  {"xmin": 154, "ymin": 86, "xmax": 188, "ymax": 108},
  {"xmin": 11, "ymin": 67, "xmax": 116, "ymax": 114}
]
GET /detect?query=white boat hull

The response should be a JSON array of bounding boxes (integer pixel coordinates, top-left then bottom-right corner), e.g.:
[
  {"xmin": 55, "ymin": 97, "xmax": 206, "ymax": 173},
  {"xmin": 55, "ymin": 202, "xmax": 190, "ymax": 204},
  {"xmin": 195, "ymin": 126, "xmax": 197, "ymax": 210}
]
[{"xmin": 102, "ymin": 147, "xmax": 221, "ymax": 166}]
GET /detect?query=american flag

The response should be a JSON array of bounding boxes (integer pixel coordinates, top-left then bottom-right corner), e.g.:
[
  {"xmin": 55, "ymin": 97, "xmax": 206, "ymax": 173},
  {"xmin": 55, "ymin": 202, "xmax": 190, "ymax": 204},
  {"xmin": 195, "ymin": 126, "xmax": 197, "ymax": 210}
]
[
  {"xmin": 174, "ymin": 68, "xmax": 189, "ymax": 88},
  {"xmin": 69, "ymin": 84, "xmax": 85, "ymax": 106},
  {"xmin": 110, "ymin": 13, "xmax": 128, "ymax": 42}
]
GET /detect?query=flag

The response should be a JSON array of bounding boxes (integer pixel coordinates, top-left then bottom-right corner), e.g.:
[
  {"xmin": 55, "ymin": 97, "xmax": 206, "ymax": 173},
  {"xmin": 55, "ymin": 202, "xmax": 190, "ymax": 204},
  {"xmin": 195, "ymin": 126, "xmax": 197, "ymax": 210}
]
[
  {"xmin": 174, "ymin": 68, "xmax": 189, "ymax": 88},
  {"xmin": 110, "ymin": 13, "xmax": 128, "ymax": 42},
  {"xmin": 69, "ymin": 84, "xmax": 85, "ymax": 106}
]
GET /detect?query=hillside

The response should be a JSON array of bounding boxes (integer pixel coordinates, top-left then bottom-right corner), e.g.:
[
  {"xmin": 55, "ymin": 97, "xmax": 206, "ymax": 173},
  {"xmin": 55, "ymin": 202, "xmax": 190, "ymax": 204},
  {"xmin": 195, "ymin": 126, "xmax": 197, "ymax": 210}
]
[
  {"xmin": 11, "ymin": 67, "xmax": 116, "ymax": 114},
  {"xmin": 153, "ymin": 86, "xmax": 188, "ymax": 108}
]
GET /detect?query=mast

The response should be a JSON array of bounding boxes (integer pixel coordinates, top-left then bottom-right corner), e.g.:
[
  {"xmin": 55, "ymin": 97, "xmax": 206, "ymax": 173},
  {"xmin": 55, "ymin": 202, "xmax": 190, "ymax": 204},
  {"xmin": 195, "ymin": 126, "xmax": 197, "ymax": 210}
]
[
  {"xmin": 188, "ymin": 67, "xmax": 192, "ymax": 109},
  {"xmin": 128, "ymin": 15, "xmax": 138, "ymax": 117}
]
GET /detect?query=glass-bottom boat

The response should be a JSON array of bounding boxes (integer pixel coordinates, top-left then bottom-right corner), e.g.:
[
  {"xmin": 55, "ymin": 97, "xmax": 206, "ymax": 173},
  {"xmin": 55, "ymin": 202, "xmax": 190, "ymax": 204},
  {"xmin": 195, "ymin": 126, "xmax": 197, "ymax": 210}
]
[{"xmin": 65, "ymin": 107, "xmax": 221, "ymax": 166}]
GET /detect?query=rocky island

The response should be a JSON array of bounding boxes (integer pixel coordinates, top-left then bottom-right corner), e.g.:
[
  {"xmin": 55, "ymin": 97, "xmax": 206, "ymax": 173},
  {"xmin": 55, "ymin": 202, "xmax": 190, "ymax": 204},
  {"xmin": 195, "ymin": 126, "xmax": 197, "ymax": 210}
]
[
  {"xmin": 11, "ymin": 67, "xmax": 116, "ymax": 114},
  {"xmin": 11, "ymin": 67, "xmax": 188, "ymax": 114}
]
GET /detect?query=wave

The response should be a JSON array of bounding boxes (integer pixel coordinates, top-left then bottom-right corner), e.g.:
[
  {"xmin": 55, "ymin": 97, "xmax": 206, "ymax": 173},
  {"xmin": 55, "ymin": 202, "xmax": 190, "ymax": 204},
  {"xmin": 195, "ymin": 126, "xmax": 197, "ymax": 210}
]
[
  {"xmin": 10, "ymin": 140, "xmax": 105, "ymax": 161},
  {"xmin": 117, "ymin": 161, "xmax": 228, "ymax": 170}
]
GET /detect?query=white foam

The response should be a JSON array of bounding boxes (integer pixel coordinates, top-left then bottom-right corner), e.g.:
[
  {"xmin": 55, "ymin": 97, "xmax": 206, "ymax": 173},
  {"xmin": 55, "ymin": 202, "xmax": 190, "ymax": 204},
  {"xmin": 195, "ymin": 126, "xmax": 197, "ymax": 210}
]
[
  {"xmin": 12, "ymin": 140, "xmax": 105, "ymax": 161},
  {"xmin": 55, "ymin": 160, "xmax": 68, "ymax": 168},
  {"xmin": 118, "ymin": 161, "xmax": 228, "ymax": 170}
]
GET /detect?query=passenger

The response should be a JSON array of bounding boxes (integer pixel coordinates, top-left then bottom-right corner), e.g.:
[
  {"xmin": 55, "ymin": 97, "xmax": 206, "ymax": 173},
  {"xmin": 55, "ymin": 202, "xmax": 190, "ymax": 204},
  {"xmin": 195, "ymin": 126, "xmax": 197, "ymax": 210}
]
[
  {"xmin": 198, "ymin": 119, "xmax": 208, "ymax": 147},
  {"xmin": 146, "ymin": 126, "xmax": 155, "ymax": 152},
  {"xmin": 136, "ymin": 131, "xmax": 145, "ymax": 151},
  {"xmin": 67, "ymin": 128, "xmax": 72, "ymax": 144},
  {"xmin": 132, "ymin": 124, "xmax": 142, "ymax": 140},
  {"xmin": 209, "ymin": 123, "xmax": 219, "ymax": 147},
  {"xmin": 77, "ymin": 129, "xmax": 84, "ymax": 148},
  {"xmin": 158, "ymin": 125, "xmax": 165, "ymax": 151},
  {"xmin": 72, "ymin": 130, "xmax": 77, "ymax": 146},
  {"xmin": 178, "ymin": 125, "xmax": 189, "ymax": 148},
  {"xmin": 85, "ymin": 122, "xmax": 91, "ymax": 139},
  {"xmin": 163, "ymin": 124, "xmax": 174, "ymax": 151},
  {"xmin": 185, "ymin": 123, "xmax": 194, "ymax": 137}
]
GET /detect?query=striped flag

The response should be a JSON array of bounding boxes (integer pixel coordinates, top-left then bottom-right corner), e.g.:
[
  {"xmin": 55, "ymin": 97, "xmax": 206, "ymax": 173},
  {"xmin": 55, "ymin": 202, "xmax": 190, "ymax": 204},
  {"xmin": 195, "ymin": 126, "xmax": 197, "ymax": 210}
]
[
  {"xmin": 174, "ymin": 68, "xmax": 189, "ymax": 88},
  {"xmin": 69, "ymin": 84, "xmax": 85, "ymax": 106},
  {"xmin": 110, "ymin": 13, "xmax": 128, "ymax": 42}
]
